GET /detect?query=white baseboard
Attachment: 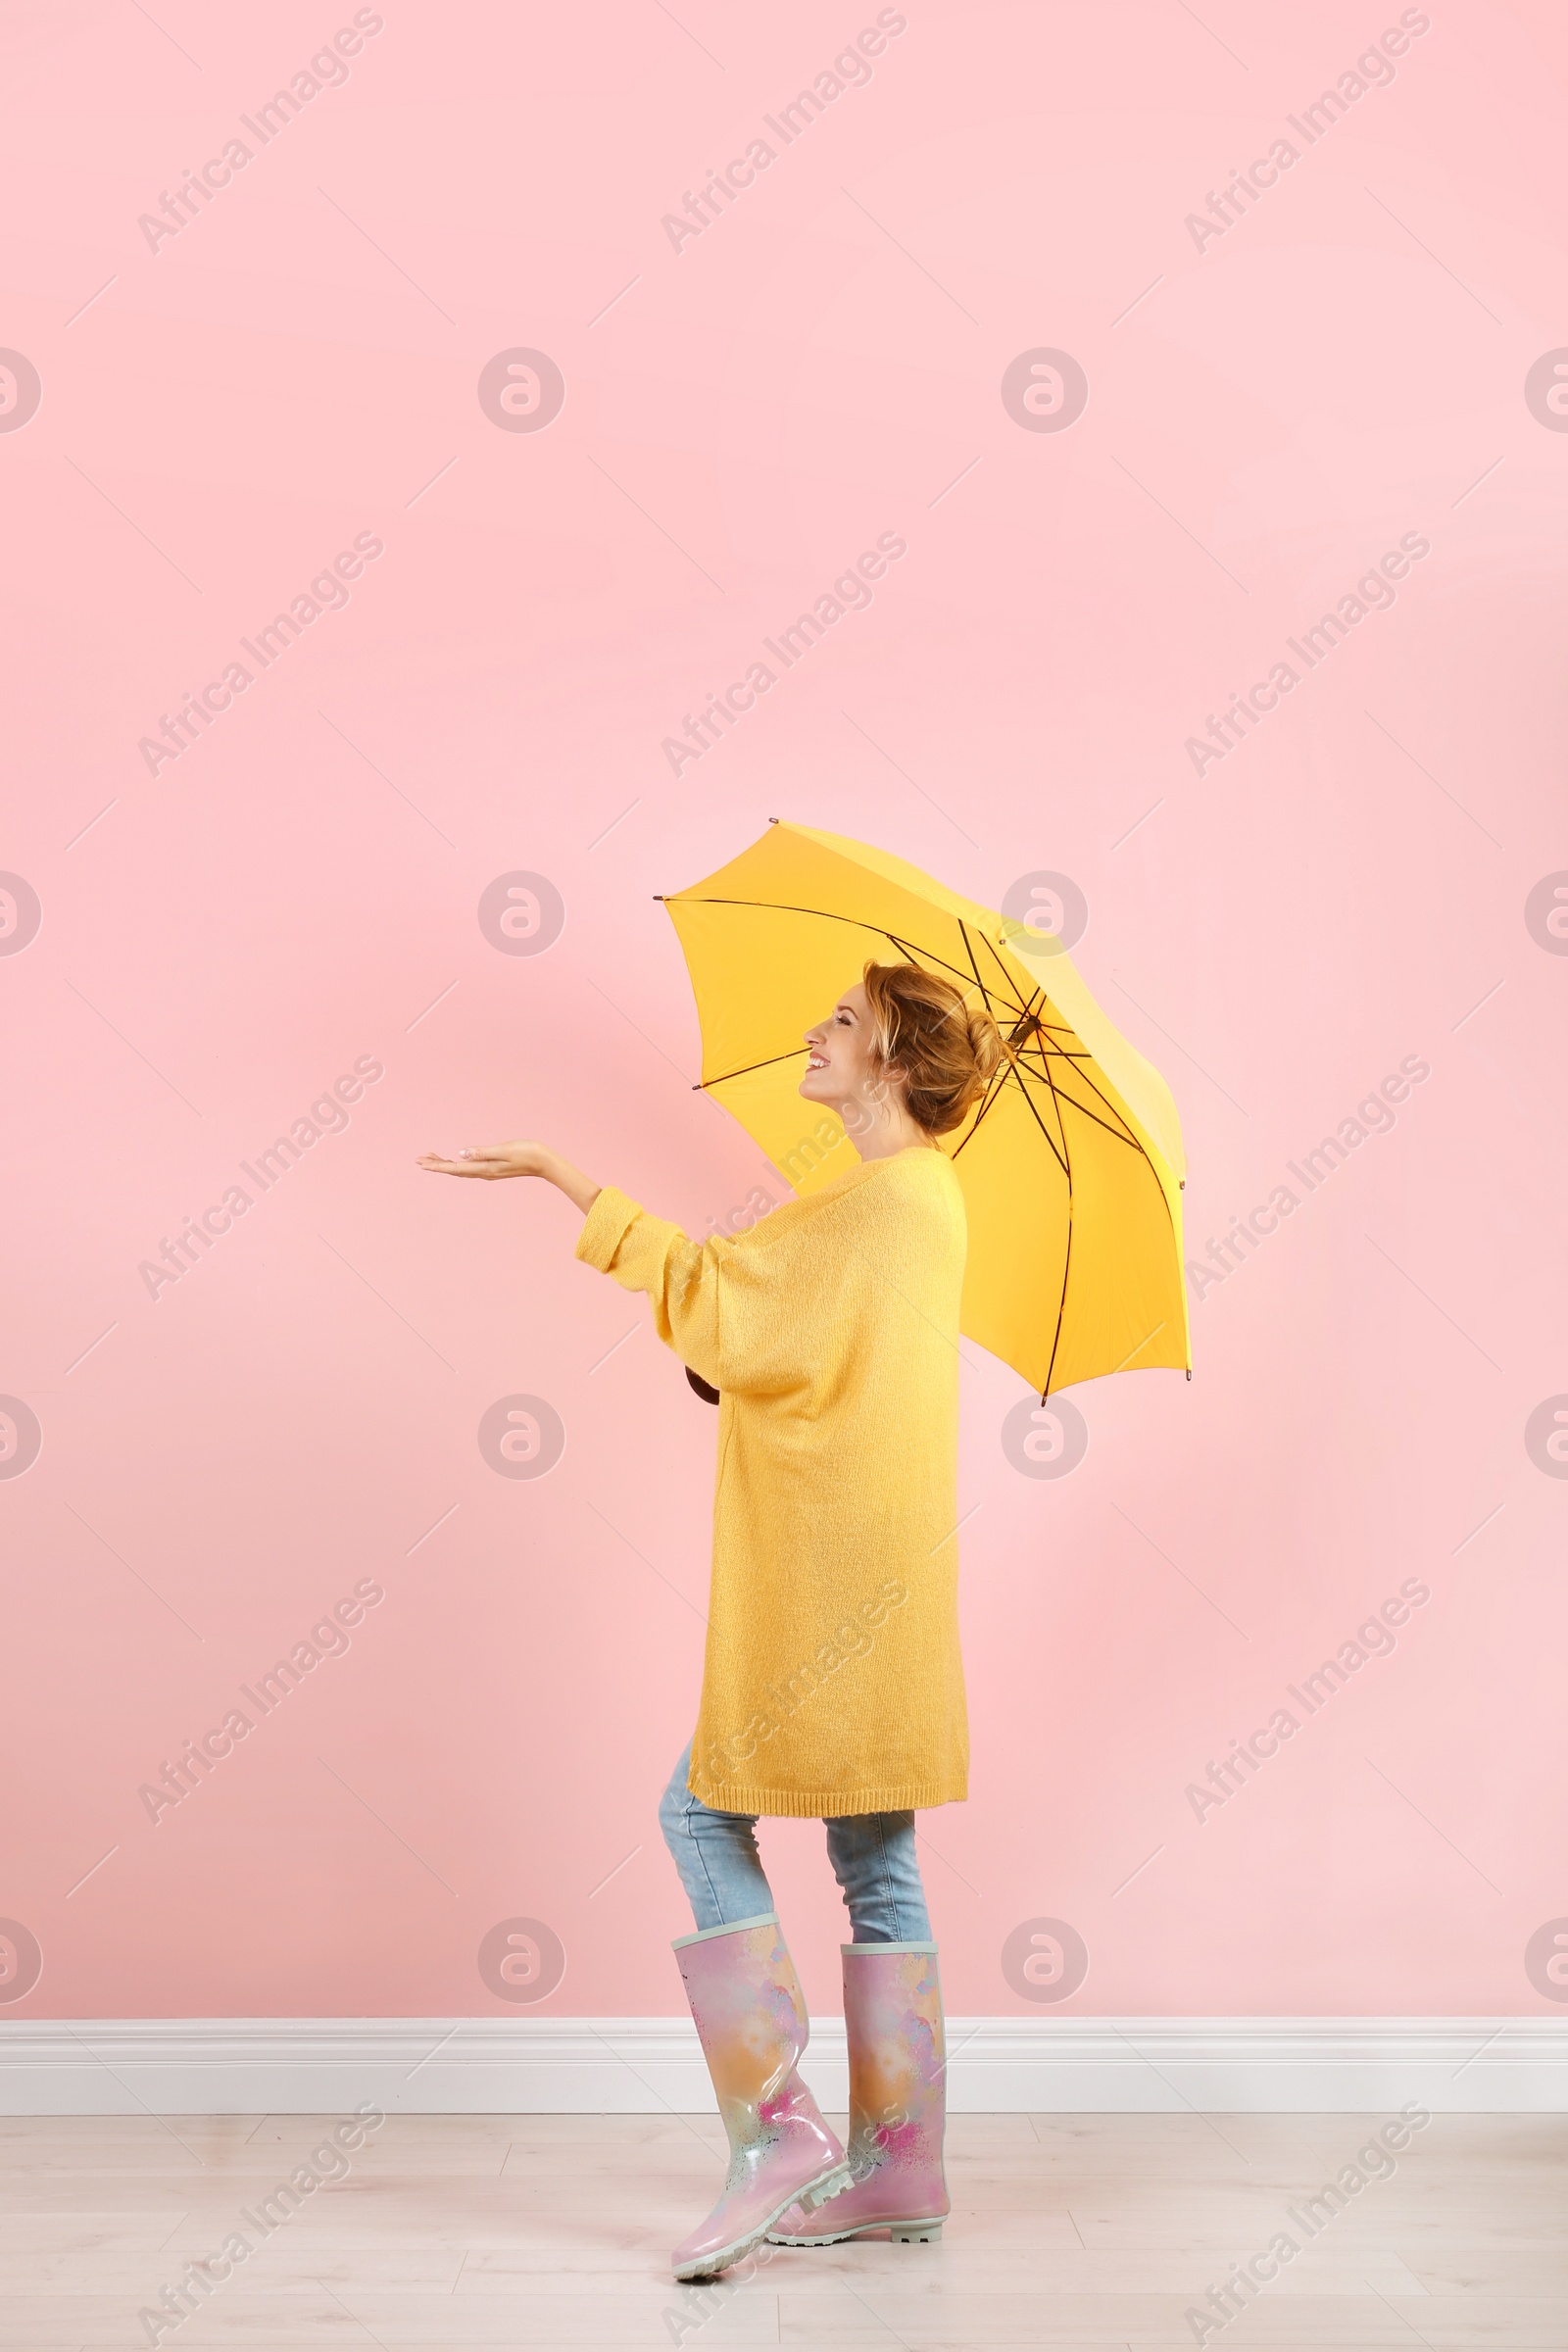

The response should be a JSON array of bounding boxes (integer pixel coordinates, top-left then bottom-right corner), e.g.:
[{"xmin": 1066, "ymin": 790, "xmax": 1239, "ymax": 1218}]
[{"xmin": 0, "ymin": 2016, "xmax": 1562, "ymax": 2115}]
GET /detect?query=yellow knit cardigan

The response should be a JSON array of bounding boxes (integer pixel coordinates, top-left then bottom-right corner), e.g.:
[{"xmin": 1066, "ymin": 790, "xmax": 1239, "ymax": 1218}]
[{"xmin": 575, "ymin": 1145, "xmax": 969, "ymax": 1816}]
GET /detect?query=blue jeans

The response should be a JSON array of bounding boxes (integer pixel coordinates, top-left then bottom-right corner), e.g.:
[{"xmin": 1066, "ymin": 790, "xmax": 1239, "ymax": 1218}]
[{"xmin": 659, "ymin": 1742, "xmax": 932, "ymax": 1942}]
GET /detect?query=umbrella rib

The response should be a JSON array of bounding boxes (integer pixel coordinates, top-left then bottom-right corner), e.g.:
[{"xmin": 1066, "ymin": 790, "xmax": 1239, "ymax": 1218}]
[
  {"xmin": 1002, "ymin": 981, "xmax": 1079, "ymax": 1067},
  {"xmin": 950, "ymin": 1047, "xmax": 1056, "ymax": 1167},
  {"xmin": 1010, "ymin": 1054, "xmax": 1109, "ymax": 1072},
  {"xmin": 1007, "ymin": 1013, "xmax": 1153, "ymax": 1146},
  {"xmin": 1008, "ymin": 1062, "xmax": 1143, "ymax": 1150},
  {"xmin": 982, "ymin": 921, "xmax": 1152, "ymax": 1143},
  {"xmin": 1046, "ymin": 1052, "xmax": 1153, "ymax": 1140},
  {"xmin": 975, "ymin": 923, "xmax": 1052, "ymax": 1012},
  {"xmin": 995, "ymin": 1048, "xmax": 1072, "ymax": 1179},
  {"xmin": 698, "ymin": 1046, "xmax": 809, "ymax": 1089},
  {"xmin": 958, "ymin": 921, "xmax": 1000, "ymax": 1020},
  {"xmin": 694, "ymin": 1035, "xmax": 1129, "ymax": 1134},
  {"xmin": 1004, "ymin": 980, "xmax": 1047, "ymax": 1053},
  {"xmin": 1007, "ymin": 1013, "xmax": 1083, "ymax": 1040},
  {"xmin": 1041, "ymin": 1096, "xmax": 1140, "ymax": 1149},
  {"xmin": 1002, "ymin": 989, "xmax": 1141, "ymax": 1150},
  {"xmin": 884, "ymin": 926, "xmax": 1027, "ymax": 1020},
  {"xmin": 989, "ymin": 1030, "xmax": 1177, "ymax": 1396},
  {"xmin": 668, "ymin": 895, "xmax": 1032, "ymax": 1021},
  {"xmin": 953, "ymin": 988, "xmax": 1075, "ymax": 1173},
  {"xmin": 1024, "ymin": 1011, "xmax": 1185, "ymax": 1389}
]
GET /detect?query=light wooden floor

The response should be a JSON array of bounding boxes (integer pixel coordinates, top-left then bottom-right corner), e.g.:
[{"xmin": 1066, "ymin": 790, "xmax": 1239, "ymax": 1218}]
[{"xmin": 1, "ymin": 2109, "xmax": 1564, "ymax": 2346}]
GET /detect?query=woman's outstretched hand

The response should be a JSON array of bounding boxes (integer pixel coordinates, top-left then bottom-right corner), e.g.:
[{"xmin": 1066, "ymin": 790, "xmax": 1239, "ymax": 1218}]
[
  {"xmin": 417, "ymin": 1140, "xmax": 546, "ymax": 1180},
  {"xmin": 416, "ymin": 1141, "xmax": 601, "ymax": 1215}
]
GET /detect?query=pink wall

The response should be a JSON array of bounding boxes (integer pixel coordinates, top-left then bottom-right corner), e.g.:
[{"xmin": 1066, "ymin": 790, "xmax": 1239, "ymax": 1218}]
[{"xmin": 2, "ymin": 0, "xmax": 1565, "ymax": 2027}]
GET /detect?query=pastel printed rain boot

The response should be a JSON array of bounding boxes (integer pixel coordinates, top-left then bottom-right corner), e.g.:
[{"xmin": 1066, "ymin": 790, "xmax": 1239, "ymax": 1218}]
[
  {"xmin": 671, "ymin": 1913, "xmax": 856, "ymax": 2282},
  {"xmin": 767, "ymin": 1940, "xmax": 950, "ymax": 2245}
]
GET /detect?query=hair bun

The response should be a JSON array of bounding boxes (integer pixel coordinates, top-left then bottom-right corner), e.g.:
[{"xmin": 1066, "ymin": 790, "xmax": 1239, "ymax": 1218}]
[{"xmin": 861, "ymin": 959, "xmax": 1011, "ymax": 1136}]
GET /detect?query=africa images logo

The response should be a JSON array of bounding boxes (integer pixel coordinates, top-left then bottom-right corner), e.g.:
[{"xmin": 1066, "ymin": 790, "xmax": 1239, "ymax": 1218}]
[{"xmin": 0, "ymin": 351, "xmax": 42, "ymax": 433}]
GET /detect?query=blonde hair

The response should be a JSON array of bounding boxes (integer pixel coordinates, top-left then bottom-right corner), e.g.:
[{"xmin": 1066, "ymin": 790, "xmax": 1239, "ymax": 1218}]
[{"xmin": 860, "ymin": 959, "xmax": 1009, "ymax": 1136}]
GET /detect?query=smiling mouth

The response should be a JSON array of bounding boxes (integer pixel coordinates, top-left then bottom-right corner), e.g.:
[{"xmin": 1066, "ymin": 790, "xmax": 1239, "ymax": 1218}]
[{"xmin": 806, "ymin": 1053, "xmax": 827, "ymax": 1070}]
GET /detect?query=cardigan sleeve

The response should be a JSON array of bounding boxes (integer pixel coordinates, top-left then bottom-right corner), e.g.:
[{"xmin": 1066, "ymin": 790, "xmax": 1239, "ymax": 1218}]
[{"xmin": 574, "ymin": 1184, "xmax": 735, "ymax": 1391}]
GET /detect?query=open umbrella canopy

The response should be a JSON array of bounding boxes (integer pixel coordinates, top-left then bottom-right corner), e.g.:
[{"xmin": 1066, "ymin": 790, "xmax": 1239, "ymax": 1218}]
[{"xmin": 662, "ymin": 821, "xmax": 1191, "ymax": 1400}]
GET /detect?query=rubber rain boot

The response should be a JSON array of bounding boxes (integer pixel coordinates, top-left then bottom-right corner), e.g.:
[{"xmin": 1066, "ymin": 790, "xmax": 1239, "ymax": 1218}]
[
  {"xmin": 671, "ymin": 1912, "xmax": 855, "ymax": 2281},
  {"xmin": 767, "ymin": 1940, "xmax": 950, "ymax": 2245}
]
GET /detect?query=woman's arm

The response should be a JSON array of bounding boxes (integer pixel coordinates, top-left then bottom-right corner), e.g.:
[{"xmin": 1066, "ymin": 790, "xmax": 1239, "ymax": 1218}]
[
  {"xmin": 422, "ymin": 1138, "xmax": 730, "ymax": 1385},
  {"xmin": 421, "ymin": 1141, "xmax": 808, "ymax": 1396},
  {"xmin": 416, "ymin": 1140, "xmax": 601, "ymax": 1216}
]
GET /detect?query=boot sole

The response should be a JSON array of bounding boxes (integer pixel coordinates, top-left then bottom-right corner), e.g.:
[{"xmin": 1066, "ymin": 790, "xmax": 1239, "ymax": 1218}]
[
  {"xmin": 672, "ymin": 2161, "xmax": 858, "ymax": 2281},
  {"xmin": 767, "ymin": 2214, "xmax": 946, "ymax": 2246}
]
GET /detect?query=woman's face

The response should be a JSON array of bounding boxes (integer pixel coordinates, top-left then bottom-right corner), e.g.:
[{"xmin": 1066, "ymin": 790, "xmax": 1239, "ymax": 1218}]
[{"xmin": 800, "ymin": 981, "xmax": 887, "ymax": 1114}]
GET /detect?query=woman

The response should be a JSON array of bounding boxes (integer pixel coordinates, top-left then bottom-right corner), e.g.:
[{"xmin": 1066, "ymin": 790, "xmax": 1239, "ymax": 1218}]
[{"xmin": 419, "ymin": 959, "xmax": 1005, "ymax": 2282}]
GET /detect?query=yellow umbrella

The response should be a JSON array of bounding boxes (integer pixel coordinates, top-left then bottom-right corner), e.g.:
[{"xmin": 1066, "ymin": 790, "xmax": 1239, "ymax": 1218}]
[{"xmin": 660, "ymin": 820, "xmax": 1191, "ymax": 1400}]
